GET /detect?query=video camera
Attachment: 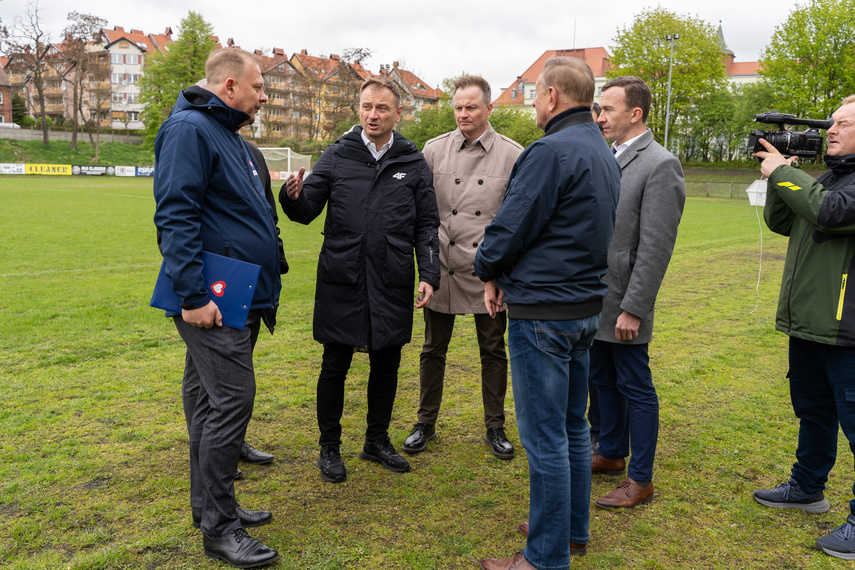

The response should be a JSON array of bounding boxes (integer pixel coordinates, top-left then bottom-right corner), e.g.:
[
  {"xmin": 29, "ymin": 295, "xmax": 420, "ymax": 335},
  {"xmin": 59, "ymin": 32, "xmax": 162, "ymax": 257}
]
[{"xmin": 747, "ymin": 112, "xmax": 833, "ymax": 160}]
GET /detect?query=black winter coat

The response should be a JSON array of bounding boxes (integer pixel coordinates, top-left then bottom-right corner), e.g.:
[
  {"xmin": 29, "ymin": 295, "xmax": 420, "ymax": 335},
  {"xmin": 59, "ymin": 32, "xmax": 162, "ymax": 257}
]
[{"xmin": 280, "ymin": 127, "xmax": 440, "ymax": 350}]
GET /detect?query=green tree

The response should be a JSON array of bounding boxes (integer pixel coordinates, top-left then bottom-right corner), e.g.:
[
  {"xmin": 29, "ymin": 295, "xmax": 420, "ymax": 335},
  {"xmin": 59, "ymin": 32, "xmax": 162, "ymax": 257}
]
[
  {"xmin": 607, "ymin": 7, "xmax": 728, "ymax": 147},
  {"xmin": 399, "ymin": 104, "xmax": 454, "ymax": 150},
  {"xmin": 11, "ymin": 93, "xmax": 27, "ymax": 124},
  {"xmin": 760, "ymin": 0, "xmax": 855, "ymax": 118},
  {"xmin": 139, "ymin": 11, "xmax": 216, "ymax": 148},
  {"xmin": 489, "ymin": 106, "xmax": 542, "ymax": 148}
]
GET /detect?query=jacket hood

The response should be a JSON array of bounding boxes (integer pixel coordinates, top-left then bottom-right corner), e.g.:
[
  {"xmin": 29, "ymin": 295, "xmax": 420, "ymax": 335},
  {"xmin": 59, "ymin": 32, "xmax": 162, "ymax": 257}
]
[{"xmin": 170, "ymin": 85, "xmax": 252, "ymax": 132}]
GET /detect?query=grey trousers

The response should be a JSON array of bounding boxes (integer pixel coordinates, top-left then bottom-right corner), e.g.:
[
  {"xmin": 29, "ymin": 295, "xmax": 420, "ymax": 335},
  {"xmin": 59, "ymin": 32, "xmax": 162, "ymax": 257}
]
[
  {"xmin": 175, "ymin": 312, "xmax": 261, "ymax": 537},
  {"xmin": 417, "ymin": 308, "xmax": 508, "ymax": 429}
]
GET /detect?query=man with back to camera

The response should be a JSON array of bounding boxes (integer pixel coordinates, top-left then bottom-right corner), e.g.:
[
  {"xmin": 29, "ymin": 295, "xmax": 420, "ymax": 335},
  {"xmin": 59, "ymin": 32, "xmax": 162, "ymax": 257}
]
[
  {"xmin": 752, "ymin": 95, "xmax": 855, "ymax": 560},
  {"xmin": 589, "ymin": 75, "xmax": 685, "ymax": 509},
  {"xmin": 280, "ymin": 77, "xmax": 440, "ymax": 484},
  {"xmin": 153, "ymin": 48, "xmax": 279, "ymax": 568},
  {"xmin": 402, "ymin": 75, "xmax": 523, "ymax": 460},
  {"xmin": 475, "ymin": 56, "xmax": 620, "ymax": 570}
]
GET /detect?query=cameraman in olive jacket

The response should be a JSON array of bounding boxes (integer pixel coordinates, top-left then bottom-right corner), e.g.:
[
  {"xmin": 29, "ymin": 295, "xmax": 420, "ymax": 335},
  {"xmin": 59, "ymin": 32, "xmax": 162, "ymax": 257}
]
[{"xmin": 753, "ymin": 95, "xmax": 855, "ymax": 560}]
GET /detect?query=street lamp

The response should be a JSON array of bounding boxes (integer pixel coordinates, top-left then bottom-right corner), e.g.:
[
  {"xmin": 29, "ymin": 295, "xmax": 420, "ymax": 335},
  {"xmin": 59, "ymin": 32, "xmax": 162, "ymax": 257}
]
[{"xmin": 664, "ymin": 33, "xmax": 679, "ymax": 153}]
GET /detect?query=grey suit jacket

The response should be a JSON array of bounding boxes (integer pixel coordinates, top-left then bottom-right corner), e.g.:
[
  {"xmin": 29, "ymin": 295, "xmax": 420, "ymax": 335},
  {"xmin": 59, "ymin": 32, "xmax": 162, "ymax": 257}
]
[{"xmin": 596, "ymin": 129, "xmax": 685, "ymax": 345}]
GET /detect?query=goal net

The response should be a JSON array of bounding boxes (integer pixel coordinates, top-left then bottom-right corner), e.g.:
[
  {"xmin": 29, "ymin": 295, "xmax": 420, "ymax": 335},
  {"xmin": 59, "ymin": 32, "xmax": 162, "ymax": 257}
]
[{"xmin": 257, "ymin": 147, "xmax": 312, "ymax": 181}]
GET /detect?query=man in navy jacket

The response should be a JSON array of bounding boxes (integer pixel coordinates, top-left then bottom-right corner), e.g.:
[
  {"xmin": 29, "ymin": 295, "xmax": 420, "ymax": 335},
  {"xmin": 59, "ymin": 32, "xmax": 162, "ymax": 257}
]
[
  {"xmin": 475, "ymin": 56, "xmax": 620, "ymax": 570},
  {"xmin": 153, "ymin": 48, "xmax": 279, "ymax": 569}
]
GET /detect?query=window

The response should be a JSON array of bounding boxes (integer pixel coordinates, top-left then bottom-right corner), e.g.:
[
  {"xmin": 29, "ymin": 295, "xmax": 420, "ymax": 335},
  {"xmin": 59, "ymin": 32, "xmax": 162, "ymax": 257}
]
[
  {"xmin": 112, "ymin": 93, "xmax": 140, "ymax": 104},
  {"xmin": 126, "ymin": 54, "xmax": 139, "ymax": 65},
  {"xmin": 127, "ymin": 111, "xmax": 139, "ymax": 121},
  {"xmin": 111, "ymin": 73, "xmax": 123, "ymax": 84},
  {"xmin": 0, "ymin": 93, "xmax": 4, "ymax": 104},
  {"xmin": 127, "ymin": 74, "xmax": 140, "ymax": 84},
  {"xmin": 111, "ymin": 54, "xmax": 124, "ymax": 64}
]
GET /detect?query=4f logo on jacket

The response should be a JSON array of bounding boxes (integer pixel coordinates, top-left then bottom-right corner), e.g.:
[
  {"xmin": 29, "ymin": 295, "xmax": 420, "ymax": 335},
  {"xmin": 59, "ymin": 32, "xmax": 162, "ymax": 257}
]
[{"xmin": 392, "ymin": 172, "xmax": 407, "ymax": 180}]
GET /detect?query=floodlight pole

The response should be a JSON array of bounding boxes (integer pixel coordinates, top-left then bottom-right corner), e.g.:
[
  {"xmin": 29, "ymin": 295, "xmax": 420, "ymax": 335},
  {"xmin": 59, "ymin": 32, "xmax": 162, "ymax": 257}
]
[{"xmin": 664, "ymin": 33, "xmax": 679, "ymax": 153}]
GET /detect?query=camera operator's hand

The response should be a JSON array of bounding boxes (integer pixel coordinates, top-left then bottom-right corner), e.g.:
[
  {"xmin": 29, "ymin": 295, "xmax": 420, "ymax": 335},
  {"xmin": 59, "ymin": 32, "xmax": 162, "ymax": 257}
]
[{"xmin": 753, "ymin": 138, "xmax": 799, "ymax": 178}]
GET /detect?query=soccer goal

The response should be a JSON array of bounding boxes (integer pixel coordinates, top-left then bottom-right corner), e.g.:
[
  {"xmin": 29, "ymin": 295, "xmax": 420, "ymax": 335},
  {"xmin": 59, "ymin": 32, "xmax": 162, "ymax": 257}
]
[{"xmin": 257, "ymin": 147, "xmax": 312, "ymax": 181}]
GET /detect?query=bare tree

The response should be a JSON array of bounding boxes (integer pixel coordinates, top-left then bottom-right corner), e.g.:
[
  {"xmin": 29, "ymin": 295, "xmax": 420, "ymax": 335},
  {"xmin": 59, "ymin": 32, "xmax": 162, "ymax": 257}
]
[
  {"xmin": 84, "ymin": 52, "xmax": 112, "ymax": 162},
  {"xmin": 2, "ymin": 2, "xmax": 54, "ymax": 145},
  {"xmin": 61, "ymin": 12, "xmax": 106, "ymax": 149}
]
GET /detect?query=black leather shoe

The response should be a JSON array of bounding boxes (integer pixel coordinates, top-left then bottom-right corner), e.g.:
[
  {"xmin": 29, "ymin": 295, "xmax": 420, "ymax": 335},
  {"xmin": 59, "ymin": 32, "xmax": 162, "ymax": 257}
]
[
  {"xmin": 359, "ymin": 438, "xmax": 411, "ymax": 472},
  {"xmin": 402, "ymin": 422, "xmax": 436, "ymax": 454},
  {"xmin": 193, "ymin": 506, "xmax": 273, "ymax": 529},
  {"xmin": 203, "ymin": 527, "xmax": 278, "ymax": 568},
  {"xmin": 485, "ymin": 427, "xmax": 515, "ymax": 459},
  {"xmin": 240, "ymin": 442, "xmax": 274, "ymax": 465},
  {"xmin": 235, "ymin": 468, "xmax": 243, "ymax": 480},
  {"xmin": 318, "ymin": 445, "xmax": 347, "ymax": 483}
]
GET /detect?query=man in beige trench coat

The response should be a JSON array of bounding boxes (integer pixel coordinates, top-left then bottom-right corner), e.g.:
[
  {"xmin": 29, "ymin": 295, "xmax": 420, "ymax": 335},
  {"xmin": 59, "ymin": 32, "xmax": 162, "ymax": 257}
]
[{"xmin": 402, "ymin": 75, "xmax": 524, "ymax": 459}]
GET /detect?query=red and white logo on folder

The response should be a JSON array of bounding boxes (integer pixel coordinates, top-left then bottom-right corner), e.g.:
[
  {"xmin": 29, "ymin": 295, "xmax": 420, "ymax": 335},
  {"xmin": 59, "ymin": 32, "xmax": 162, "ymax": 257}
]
[{"xmin": 210, "ymin": 281, "xmax": 227, "ymax": 297}]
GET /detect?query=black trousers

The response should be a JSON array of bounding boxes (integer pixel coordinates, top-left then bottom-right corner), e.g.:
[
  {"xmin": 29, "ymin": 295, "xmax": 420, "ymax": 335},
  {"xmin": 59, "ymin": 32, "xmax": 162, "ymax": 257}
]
[
  {"xmin": 176, "ymin": 312, "xmax": 261, "ymax": 537},
  {"xmin": 316, "ymin": 343, "xmax": 403, "ymax": 446}
]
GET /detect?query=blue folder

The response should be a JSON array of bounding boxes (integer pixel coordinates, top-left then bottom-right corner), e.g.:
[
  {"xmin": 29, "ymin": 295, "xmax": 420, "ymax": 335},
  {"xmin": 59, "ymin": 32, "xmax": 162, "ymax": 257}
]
[{"xmin": 150, "ymin": 251, "xmax": 261, "ymax": 330}]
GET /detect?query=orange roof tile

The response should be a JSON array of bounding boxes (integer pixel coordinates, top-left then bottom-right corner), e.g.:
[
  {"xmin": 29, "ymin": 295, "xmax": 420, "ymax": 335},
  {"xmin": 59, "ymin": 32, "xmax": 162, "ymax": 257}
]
[
  {"xmin": 494, "ymin": 47, "xmax": 611, "ymax": 105},
  {"xmin": 394, "ymin": 67, "xmax": 440, "ymax": 100},
  {"xmin": 729, "ymin": 61, "xmax": 762, "ymax": 76}
]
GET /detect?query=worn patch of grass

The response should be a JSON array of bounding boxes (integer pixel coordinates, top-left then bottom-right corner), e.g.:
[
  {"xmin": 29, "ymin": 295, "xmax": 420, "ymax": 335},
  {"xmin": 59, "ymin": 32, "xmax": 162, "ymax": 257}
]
[{"xmin": 1, "ymin": 176, "xmax": 851, "ymax": 569}]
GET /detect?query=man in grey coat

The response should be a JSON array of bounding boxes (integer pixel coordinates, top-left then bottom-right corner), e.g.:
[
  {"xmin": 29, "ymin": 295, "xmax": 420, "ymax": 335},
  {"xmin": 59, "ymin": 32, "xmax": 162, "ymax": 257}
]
[{"xmin": 590, "ymin": 75, "xmax": 685, "ymax": 508}]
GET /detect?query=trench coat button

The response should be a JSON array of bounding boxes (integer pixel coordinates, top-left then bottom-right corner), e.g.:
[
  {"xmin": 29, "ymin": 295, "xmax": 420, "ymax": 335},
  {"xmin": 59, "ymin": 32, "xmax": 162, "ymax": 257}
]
[
  {"xmin": 450, "ymin": 240, "xmax": 455, "ymax": 246},
  {"xmin": 455, "ymin": 179, "xmax": 461, "ymax": 184},
  {"xmin": 475, "ymin": 210, "xmax": 481, "ymax": 216},
  {"xmin": 449, "ymin": 270, "xmax": 455, "ymax": 276},
  {"xmin": 472, "ymin": 242, "xmax": 478, "ymax": 248},
  {"xmin": 478, "ymin": 179, "xmax": 484, "ymax": 185},
  {"xmin": 452, "ymin": 209, "xmax": 458, "ymax": 215}
]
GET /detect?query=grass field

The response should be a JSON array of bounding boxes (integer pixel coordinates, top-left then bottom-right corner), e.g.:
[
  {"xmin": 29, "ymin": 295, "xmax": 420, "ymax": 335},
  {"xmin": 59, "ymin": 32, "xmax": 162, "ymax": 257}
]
[{"xmin": 0, "ymin": 175, "xmax": 850, "ymax": 569}]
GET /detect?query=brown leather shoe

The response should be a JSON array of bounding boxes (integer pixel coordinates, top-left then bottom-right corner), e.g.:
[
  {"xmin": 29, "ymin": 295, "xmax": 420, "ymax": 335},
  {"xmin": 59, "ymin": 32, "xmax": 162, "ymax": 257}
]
[
  {"xmin": 480, "ymin": 551, "xmax": 536, "ymax": 569},
  {"xmin": 591, "ymin": 452, "xmax": 626, "ymax": 475},
  {"xmin": 595, "ymin": 478, "xmax": 654, "ymax": 508},
  {"xmin": 516, "ymin": 522, "xmax": 588, "ymax": 556}
]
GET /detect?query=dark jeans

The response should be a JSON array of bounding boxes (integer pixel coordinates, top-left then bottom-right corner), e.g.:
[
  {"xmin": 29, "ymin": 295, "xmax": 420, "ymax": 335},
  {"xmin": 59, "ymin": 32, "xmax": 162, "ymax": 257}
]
[
  {"xmin": 789, "ymin": 337, "xmax": 855, "ymax": 515},
  {"xmin": 509, "ymin": 315, "xmax": 600, "ymax": 568},
  {"xmin": 317, "ymin": 343, "xmax": 403, "ymax": 447},
  {"xmin": 176, "ymin": 312, "xmax": 261, "ymax": 537},
  {"xmin": 418, "ymin": 308, "xmax": 508, "ymax": 428},
  {"xmin": 589, "ymin": 340, "xmax": 658, "ymax": 482}
]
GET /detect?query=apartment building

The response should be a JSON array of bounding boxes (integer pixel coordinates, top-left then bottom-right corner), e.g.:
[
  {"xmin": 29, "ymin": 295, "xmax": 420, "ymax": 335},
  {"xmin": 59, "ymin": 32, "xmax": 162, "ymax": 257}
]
[
  {"xmin": 94, "ymin": 26, "xmax": 174, "ymax": 130},
  {"xmin": 378, "ymin": 61, "xmax": 442, "ymax": 122},
  {"xmin": 0, "ymin": 66, "xmax": 11, "ymax": 123},
  {"xmin": 493, "ymin": 47, "xmax": 612, "ymax": 109},
  {"xmin": 255, "ymin": 48, "xmax": 314, "ymax": 140}
]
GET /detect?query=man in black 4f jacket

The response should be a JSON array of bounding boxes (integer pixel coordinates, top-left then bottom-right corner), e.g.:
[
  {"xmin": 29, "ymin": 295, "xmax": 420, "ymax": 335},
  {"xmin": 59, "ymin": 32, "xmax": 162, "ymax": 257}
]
[
  {"xmin": 753, "ymin": 95, "xmax": 855, "ymax": 560},
  {"xmin": 280, "ymin": 77, "xmax": 440, "ymax": 483}
]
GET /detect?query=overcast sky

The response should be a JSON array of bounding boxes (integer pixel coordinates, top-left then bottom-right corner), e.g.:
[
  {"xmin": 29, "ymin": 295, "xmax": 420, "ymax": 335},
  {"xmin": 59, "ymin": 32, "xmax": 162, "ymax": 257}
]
[{"xmin": 3, "ymin": 0, "xmax": 804, "ymax": 97}]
